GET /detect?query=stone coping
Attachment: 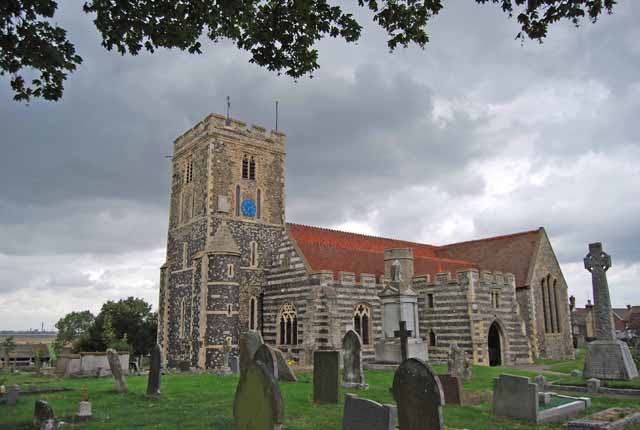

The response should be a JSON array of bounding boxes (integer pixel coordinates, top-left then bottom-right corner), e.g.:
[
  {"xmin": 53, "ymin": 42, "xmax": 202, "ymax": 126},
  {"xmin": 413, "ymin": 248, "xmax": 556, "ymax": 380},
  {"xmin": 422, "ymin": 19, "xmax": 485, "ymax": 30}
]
[
  {"xmin": 538, "ymin": 399, "xmax": 587, "ymax": 423},
  {"xmin": 567, "ymin": 410, "xmax": 640, "ymax": 430},
  {"xmin": 550, "ymin": 383, "xmax": 640, "ymax": 397}
]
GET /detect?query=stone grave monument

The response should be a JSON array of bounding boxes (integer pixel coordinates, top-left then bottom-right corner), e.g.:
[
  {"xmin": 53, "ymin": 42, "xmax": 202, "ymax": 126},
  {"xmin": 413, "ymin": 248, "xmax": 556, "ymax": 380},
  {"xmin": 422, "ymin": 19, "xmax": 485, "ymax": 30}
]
[
  {"xmin": 493, "ymin": 374, "xmax": 538, "ymax": 422},
  {"xmin": 375, "ymin": 249, "xmax": 428, "ymax": 363},
  {"xmin": 106, "ymin": 348, "xmax": 128, "ymax": 394},
  {"xmin": 342, "ymin": 393, "xmax": 397, "ymax": 430},
  {"xmin": 447, "ymin": 343, "xmax": 472, "ymax": 380},
  {"xmin": 254, "ymin": 344, "xmax": 279, "ymax": 380},
  {"xmin": 342, "ymin": 330, "xmax": 367, "ymax": 389},
  {"xmin": 233, "ymin": 361, "xmax": 284, "ymax": 430},
  {"xmin": 33, "ymin": 400, "xmax": 56, "ymax": 430},
  {"xmin": 273, "ymin": 348, "xmax": 297, "ymax": 382},
  {"xmin": 75, "ymin": 386, "xmax": 92, "ymax": 422},
  {"xmin": 313, "ymin": 351, "xmax": 340, "ymax": 404},
  {"xmin": 6, "ymin": 384, "xmax": 19, "ymax": 406},
  {"xmin": 583, "ymin": 242, "xmax": 638, "ymax": 380},
  {"xmin": 146, "ymin": 344, "xmax": 162, "ymax": 397},
  {"xmin": 392, "ymin": 358, "xmax": 444, "ymax": 430},
  {"xmin": 437, "ymin": 374, "xmax": 463, "ymax": 405},
  {"xmin": 239, "ymin": 330, "xmax": 264, "ymax": 376}
]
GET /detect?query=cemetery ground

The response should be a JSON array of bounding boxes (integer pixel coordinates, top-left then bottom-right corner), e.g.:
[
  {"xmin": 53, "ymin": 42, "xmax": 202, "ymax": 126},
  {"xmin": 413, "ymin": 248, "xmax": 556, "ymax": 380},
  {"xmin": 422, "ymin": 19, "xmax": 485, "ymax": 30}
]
[{"xmin": 4, "ymin": 358, "xmax": 640, "ymax": 430}]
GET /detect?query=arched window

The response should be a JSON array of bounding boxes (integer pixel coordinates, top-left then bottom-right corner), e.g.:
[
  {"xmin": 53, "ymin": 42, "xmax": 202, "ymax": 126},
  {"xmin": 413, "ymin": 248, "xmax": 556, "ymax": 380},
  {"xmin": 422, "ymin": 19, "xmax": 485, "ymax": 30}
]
[
  {"xmin": 185, "ymin": 158, "xmax": 194, "ymax": 184},
  {"xmin": 249, "ymin": 157, "xmax": 256, "ymax": 180},
  {"xmin": 179, "ymin": 298, "xmax": 187, "ymax": 338},
  {"xmin": 353, "ymin": 303, "xmax": 371, "ymax": 345},
  {"xmin": 278, "ymin": 303, "xmax": 298, "ymax": 345},
  {"xmin": 235, "ymin": 185, "xmax": 241, "ymax": 216},
  {"xmin": 249, "ymin": 296, "xmax": 258, "ymax": 330},
  {"xmin": 250, "ymin": 241, "xmax": 258, "ymax": 267},
  {"xmin": 553, "ymin": 278, "xmax": 561, "ymax": 333},
  {"xmin": 429, "ymin": 330, "xmax": 437, "ymax": 347},
  {"xmin": 256, "ymin": 189, "xmax": 261, "ymax": 219},
  {"xmin": 242, "ymin": 155, "xmax": 249, "ymax": 179}
]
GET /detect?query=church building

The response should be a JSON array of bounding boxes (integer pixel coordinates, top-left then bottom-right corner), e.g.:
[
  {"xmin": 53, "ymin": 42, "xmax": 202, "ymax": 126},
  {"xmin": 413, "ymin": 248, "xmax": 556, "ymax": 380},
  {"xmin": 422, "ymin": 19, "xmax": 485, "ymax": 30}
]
[{"xmin": 157, "ymin": 113, "xmax": 574, "ymax": 370}]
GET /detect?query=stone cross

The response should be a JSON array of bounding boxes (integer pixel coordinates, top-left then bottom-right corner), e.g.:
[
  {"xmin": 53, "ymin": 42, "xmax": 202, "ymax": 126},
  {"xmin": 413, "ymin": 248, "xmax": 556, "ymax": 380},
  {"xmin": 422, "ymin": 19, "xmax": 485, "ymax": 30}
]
[
  {"xmin": 584, "ymin": 242, "xmax": 615, "ymax": 340},
  {"xmin": 394, "ymin": 321, "xmax": 412, "ymax": 362}
]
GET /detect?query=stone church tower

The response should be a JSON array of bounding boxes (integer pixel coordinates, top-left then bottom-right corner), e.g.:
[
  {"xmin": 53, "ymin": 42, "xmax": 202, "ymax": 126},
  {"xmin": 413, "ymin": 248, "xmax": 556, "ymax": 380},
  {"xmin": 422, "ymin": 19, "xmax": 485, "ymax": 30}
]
[{"xmin": 158, "ymin": 114, "xmax": 286, "ymax": 369}]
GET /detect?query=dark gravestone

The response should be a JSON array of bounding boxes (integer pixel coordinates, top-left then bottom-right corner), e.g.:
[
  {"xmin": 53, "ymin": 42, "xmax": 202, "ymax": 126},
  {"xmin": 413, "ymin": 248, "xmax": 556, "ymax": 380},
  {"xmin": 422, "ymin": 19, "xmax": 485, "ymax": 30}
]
[
  {"xmin": 254, "ymin": 344, "xmax": 279, "ymax": 380},
  {"xmin": 7, "ymin": 384, "xmax": 19, "ymax": 406},
  {"xmin": 33, "ymin": 400, "xmax": 56, "ymax": 430},
  {"xmin": 230, "ymin": 356, "xmax": 240, "ymax": 373},
  {"xmin": 273, "ymin": 348, "xmax": 297, "ymax": 382},
  {"xmin": 342, "ymin": 330, "xmax": 367, "ymax": 389},
  {"xmin": 342, "ymin": 393, "xmax": 397, "ymax": 430},
  {"xmin": 233, "ymin": 361, "xmax": 284, "ymax": 430},
  {"xmin": 493, "ymin": 374, "xmax": 538, "ymax": 422},
  {"xmin": 146, "ymin": 344, "xmax": 162, "ymax": 397},
  {"xmin": 392, "ymin": 358, "xmax": 445, "ymax": 430},
  {"xmin": 239, "ymin": 330, "xmax": 264, "ymax": 376},
  {"xmin": 313, "ymin": 351, "xmax": 340, "ymax": 404},
  {"xmin": 106, "ymin": 348, "xmax": 128, "ymax": 394},
  {"xmin": 437, "ymin": 374, "xmax": 462, "ymax": 405}
]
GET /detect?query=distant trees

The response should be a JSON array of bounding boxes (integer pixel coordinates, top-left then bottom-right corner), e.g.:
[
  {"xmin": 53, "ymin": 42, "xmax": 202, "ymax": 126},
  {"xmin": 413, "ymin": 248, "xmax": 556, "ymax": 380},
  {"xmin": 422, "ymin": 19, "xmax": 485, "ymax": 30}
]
[
  {"xmin": 1, "ymin": 336, "xmax": 16, "ymax": 370},
  {"xmin": 55, "ymin": 297, "xmax": 157, "ymax": 357}
]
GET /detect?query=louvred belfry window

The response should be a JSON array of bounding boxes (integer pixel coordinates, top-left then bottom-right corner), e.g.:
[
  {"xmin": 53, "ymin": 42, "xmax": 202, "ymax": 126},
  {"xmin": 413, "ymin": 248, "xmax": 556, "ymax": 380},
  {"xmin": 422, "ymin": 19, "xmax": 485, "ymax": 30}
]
[{"xmin": 242, "ymin": 155, "xmax": 249, "ymax": 179}]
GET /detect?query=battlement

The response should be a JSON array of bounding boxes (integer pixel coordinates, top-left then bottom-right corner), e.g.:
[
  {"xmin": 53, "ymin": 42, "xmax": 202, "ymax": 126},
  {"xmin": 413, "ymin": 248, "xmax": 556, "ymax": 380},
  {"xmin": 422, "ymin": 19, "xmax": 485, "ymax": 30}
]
[
  {"xmin": 411, "ymin": 269, "xmax": 515, "ymax": 288},
  {"xmin": 174, "ymin": 113, "xmax": 286, "ymax": 153}
]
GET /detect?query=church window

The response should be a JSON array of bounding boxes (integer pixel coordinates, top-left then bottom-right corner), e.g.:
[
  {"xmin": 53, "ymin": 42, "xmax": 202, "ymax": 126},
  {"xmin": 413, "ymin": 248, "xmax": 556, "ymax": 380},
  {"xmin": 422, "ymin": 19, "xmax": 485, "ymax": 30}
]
[
  {"xmin": 227, "ymin": 264, "xmax": 234, "ymax": 278},
  {"xmin": 235, "ymin": 185, "xmax": 241, "ymax": 216},
  {"xmin": 249, "ymin": 157, "xmax": 256, "ymax": 180},
  {"xmin": 553, "ymin": 278, "xmax": 561, "ymax": 333},
  {"xmin": 429, "ymin": 330, "xmax": 437, "ymax": 347},
  {"xmin": 182, "ymin": 242, "xmax": 188, "ymax": 269},
  {"xmin": 353, "ymin": 303, "xmax": 371, "ymax": 345},
  {"xmin": 278, "ymin": 303, "xmax": 298, "ymax": 346},
  {"xmin": 541, "ymin": 278, "xmax": 550, "ymax": 333},
  {"xmin": 427, "ymin": 293, "xmax": 434, "ymax": 308},
  {"xmin": 281, "ymin": 253, "xmax": 291, "ymax": 270},
  {"xmin": 542, "ymin": 275, "xmax": 561, "ymax": 334},
  {"xmin": 179, "ymin": 298, "xmax": 187, "ymax": 338},
  {"xmin": 257, "ymin": 189, "xmax": 261, "ymax": 219},
  {"xmin": 491, "ymin": 290, "xmax": 500, "ymax": 308},
  {"xmin": 227, "ymin": 304, "xmax": 233, "ymax": 317},
  {"xmin": 249, "ymin": 296, "xmax": 258, "ymax": 330},
  {"xmin": 242, "ymin": 155, "xmax": 249, "ymax": 179},
  {"xmin": 250, "ymin": 241, "xmax": 258, "ymax": 268},
  {"xmin": 184, "ymin": 158, "xmax": 194, "ymax": 184}
]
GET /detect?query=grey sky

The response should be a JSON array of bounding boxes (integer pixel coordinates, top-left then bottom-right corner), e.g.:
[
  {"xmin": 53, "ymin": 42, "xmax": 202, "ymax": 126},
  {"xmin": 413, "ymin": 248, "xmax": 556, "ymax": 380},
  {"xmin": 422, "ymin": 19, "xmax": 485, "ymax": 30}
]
[{"xmin": 1, "ymin": 1, "xmax": 639, "ymax": 329}]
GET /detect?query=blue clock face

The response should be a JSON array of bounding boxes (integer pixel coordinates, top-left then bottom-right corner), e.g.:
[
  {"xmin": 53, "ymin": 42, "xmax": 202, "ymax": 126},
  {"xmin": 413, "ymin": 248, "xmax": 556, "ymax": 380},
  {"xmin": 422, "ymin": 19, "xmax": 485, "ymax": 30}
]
[{"xmin": 241, "ymin": 199, "xmax": 257, "ymax": 217}]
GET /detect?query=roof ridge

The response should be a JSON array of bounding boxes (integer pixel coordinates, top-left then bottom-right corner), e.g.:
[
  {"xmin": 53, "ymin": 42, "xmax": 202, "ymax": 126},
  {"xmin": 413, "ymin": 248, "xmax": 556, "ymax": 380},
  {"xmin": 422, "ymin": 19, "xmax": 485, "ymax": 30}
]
[
  {"xmin": 438, "ymin": 228, "xmax": 542, "ymax": 248},
  {"xmin": 286, "ymin": 222, "xmax": 436, "ymax": 248}
]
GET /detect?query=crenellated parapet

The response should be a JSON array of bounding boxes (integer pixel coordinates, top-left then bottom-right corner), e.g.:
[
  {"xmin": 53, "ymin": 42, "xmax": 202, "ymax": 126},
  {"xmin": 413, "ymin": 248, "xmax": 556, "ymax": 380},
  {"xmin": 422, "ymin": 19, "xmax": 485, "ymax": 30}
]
[{"xmin": 174, "ymin": 113, "xmax": 285, "ymax": 155}]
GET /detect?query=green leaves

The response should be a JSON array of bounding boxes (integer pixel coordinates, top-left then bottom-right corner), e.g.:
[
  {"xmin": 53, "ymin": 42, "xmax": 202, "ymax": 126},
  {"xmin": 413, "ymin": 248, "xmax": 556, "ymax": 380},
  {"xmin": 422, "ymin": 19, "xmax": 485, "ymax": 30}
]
[
  {"xmin": 1, "ymin": 0, "xmax": 617, "ymax": 102},
  {"xmin": 1, "ymin": 0, "xmax": 83, "ymax": 101}
]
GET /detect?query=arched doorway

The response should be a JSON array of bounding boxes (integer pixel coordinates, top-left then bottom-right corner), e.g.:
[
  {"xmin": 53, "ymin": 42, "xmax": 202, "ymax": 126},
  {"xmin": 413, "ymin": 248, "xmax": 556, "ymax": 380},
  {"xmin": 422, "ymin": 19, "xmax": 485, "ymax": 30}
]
[{"xmin": 488, "ymin": 321, "xmax": 502, "ymax": 366}]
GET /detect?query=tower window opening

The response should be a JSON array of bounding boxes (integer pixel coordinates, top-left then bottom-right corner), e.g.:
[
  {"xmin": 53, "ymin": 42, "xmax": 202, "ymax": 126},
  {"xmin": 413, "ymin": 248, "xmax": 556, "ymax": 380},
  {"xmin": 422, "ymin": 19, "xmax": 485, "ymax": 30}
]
[
  {"xmin": 249, "ymin": 157, "xmax": 256, "ymax": 180},
  {"xmin": 242, "ymin": 155, "xmax": 249, "ymax": 179}
]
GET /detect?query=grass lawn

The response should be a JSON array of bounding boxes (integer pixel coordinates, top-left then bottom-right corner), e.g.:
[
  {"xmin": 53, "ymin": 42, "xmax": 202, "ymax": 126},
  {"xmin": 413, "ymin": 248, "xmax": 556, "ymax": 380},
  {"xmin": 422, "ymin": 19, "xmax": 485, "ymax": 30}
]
[{"xmin": 2, "ymin": 364, "xmax": 640, "ymax": 430}]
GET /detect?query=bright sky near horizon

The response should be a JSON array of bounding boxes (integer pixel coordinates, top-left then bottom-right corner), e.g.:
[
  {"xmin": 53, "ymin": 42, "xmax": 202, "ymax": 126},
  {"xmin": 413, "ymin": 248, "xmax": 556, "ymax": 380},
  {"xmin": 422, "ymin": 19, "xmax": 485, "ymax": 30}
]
[{"xmin": 1, "ymin": 2, "xmax": 639, "ymax": 330}]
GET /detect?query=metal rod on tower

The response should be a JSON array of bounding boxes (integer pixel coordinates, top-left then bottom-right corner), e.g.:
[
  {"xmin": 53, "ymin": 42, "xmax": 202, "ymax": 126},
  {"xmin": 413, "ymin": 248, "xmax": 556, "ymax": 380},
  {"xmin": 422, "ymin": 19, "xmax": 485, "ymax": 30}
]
[
  {"xmin": 226, "ymin": 96, "xmax": 231, "ymax": 125},
  {"xmin": 275, "ymin": 100, "xmax": 279, "ymax": 131}
]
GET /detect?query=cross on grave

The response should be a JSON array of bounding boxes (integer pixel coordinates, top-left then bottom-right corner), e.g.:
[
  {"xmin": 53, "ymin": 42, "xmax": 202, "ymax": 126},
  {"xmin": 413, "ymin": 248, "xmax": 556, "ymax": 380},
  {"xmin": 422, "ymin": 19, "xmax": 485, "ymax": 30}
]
[
  {"xmin": 394, "ymin": 321, "xmax": 412, "ymax": 362},
  {"xmin": 584, "ymin": 242, "xmax": 615, "ymax": 340}
]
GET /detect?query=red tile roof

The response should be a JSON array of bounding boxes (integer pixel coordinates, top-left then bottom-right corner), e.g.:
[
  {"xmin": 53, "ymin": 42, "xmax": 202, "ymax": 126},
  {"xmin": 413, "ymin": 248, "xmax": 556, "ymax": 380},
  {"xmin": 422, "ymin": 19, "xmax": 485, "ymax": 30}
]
[
  {"xmin": 287, "ymin": 224, "xmax": 479, "ymax": 281},
  {"xmin": 435, "ymin": 229, "xmax": 541, "ymax": 289}
]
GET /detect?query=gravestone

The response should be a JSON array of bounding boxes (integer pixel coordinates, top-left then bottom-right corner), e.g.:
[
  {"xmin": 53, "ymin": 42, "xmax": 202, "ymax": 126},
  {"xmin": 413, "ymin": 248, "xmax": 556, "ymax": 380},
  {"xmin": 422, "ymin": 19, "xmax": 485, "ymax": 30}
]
[
  {"xmin": 493, "ymin": 374, "xmax": 538, "ymax": 422},
  {"xmin": 7, "ymin": 384, "xmax": 19, "ymax": 406},
  {"xmin": 571, "ymin": 369, "xmax": 583, "ymax": 377},
  {"xmin": 313, "ymin": 351, "xmax": 340, "ymax": 404},
  {"xmin": 233, "ymin": 361, "xmax": 284, "ymax": 430},
  {"xmin": 342, "ymin": 393, "xmax": 397, "ymax": 430},
  {"xmin": 254, "ymin": 344, "xmax": 279, "ymax": 380},
  {"xmin": 106, "ymin": 348, "xmax": 128, "ymax": 394},
  {"xmin": 230, "ymin": 356, "xmax": 240, "ymax": 373},
  {"xmin": 273, "ymin": 348, "xmax": 297, "ymax": 382},
  {"xmin": 239, "ymin": 330, "xmax": 264, "ymax": 376},
  {"xmin": 583, "ymin": 242, "xmax": 639, "ymax": 380},
  {"xmin": 342, "ymin": 330, "xmax": 367, "ymax": 389},
  {"xmin": 586, "ymin": 378, "xmax": 600, "ymax": 394},
  {"xmin": 535, "ymin": 375, "xmax": 547, "ymax": 392},
  {"xmin": 438, "ymin": 374, "xmax": 462, "ymax": 405},
  {"xmin": 76, "ymin": 401, "xmax": 92, "ymax": 422},
  {"xmin": 447, "ymin": 343, "xmax": 472, "ymax": 380},
  {"xmin": 33, "ymin": 400, "xmax": 56, "ymax": 430},
  {"xmin": 146, "ymin": 344, "xmax": 162, "ymax": 397},
  {"xmin": 392, "ymin": 358, "xmax": 445, "ymax": 430}
]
